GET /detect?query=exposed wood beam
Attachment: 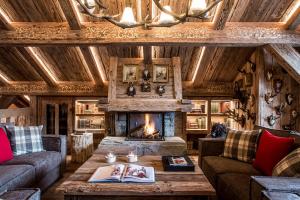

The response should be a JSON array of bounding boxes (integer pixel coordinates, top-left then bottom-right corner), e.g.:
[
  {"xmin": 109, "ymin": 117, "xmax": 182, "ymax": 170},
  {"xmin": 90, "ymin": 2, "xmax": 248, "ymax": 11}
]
[
  {"xmin": 58, "ymin": 0, "xmax": 81, "ymax": 30},
  {"xmin": 0, "ymin": 8, "xmax": 14, "ymax": 31},
  {"xmin": 183, "ymin": 81, "xmax": 233, "ymax": 97},
  {"xmin": 0, "ymin": 67, "xmax": 10, "ymax": 86},
  {"xmin": 191, "ymin": 0, "xmax": 234, "ymax": 86},
  {"xmin": 18, "ymin": 47, "xmax": 57, "ymax": 87},
  {"xmin": 143, "ymin": 46, "xmax": 152, "ymax": 64},
  {"xmin": 282, "ymin": 0, "xmax": 300, "ymax": 30},
  {"xmin": 0, "ymin": 22, "xmax": 298, "ymax": 46},
  {"xmin": 79, "ymin": 47, "xmax": 107, "ymax": 86},
  {"xmin": 0, "ymin": 81, "xmax": 107, "ymax": 96},
  {"xmin": 213, "ymin": 0, "xmax": 235, "ymax": 30},
  {"xmin": 265, "ymin": 44, "xmax": 300, "ymax": 84}
]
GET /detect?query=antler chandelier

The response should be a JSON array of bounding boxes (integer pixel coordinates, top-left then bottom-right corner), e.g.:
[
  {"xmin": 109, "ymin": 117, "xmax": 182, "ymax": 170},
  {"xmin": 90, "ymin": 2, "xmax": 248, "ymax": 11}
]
[{"xmin": 75, "ymin": 0, "xmax": 223, "ymax": 29}]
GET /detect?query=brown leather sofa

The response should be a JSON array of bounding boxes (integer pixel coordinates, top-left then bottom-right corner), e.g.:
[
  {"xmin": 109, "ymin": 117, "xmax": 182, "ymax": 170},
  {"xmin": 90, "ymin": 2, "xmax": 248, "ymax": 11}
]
[{"xmin": 198, "ymin": 126, "xmax": 300, "ymax": 200}]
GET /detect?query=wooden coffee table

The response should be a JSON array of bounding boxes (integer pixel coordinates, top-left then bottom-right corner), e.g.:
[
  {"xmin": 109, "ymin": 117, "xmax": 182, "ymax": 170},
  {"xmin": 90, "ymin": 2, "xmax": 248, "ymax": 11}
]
[{"xmin": 58, "ymin": 154, "xmax": 215, "ymax": 200}]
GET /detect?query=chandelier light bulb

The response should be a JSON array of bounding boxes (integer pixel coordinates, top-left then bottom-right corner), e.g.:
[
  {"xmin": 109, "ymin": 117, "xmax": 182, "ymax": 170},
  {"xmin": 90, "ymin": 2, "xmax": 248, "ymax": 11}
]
[
  {"xmin": 120, "ymin": 7, "xmax": 137, "ymax": 25},
  {"xmin": 190, "ymin": 0, "xmax": 207, "ymax": 13},
  {"xmin": 158, "ymin": 6, "xmax": 175, "ymax": 24}
]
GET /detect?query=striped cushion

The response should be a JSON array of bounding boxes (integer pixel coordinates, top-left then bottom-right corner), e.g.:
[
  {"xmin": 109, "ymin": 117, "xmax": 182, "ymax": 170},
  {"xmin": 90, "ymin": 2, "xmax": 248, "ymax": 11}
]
[
  {"xmin": 6, "ymin": 125, "xmax": 44, "ymax": 156},
  {"xmin": 272, "ymin": 148, "xmax": 300, "ymax": 177},
  {"xmin": 222, "ymin": 129, "xmax": 260, "ymax": 163}
]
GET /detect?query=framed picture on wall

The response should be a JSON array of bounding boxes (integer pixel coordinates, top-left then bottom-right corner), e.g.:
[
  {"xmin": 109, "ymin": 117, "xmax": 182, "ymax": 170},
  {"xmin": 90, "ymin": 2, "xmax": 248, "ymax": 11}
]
[
  {"xmin": 153, "ymin": 64, "xmax": 169, "ymax": 83},
  {"xmin": 123, "ymin": 64, "xmax": 139, "ymax": 83}
]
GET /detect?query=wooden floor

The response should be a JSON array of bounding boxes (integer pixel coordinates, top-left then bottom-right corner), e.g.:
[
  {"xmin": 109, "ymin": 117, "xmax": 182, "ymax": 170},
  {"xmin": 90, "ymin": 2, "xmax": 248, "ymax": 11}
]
[
  {"xmin": 42, "ymin": 156, "xmax": 81, "ymax": 200},
  {"xmin": 42, "ymin": 156, "xmax": 199, "ymax": 200}
]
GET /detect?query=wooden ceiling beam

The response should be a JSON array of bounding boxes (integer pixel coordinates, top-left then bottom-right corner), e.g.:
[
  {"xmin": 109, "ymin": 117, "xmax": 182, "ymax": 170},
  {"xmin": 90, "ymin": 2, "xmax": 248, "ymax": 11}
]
[
  {"xmin": 58, "ymin": 0, "xmax": 81, "ymax": 30},
  {"xmin": 287, "ymin": 7, "xmax": 300, "ymax": 30},
  {"xmin": 18, "ymin": 47, "xmax": 57, "ymax": 87},
  {"xmin": 0, "ymin": 81, "xmax": 107, "ymax": 96},
  {"xmin": 0, "ymin": 22, "xmax": 298, "ymax": 46},
  {"xmin": 79, "ymin": 47, "xmax": 107, "ymax": 86},
  {"xmin": 0, "ymin": 8, "xmax": 14, "ymax": 31},
  {"xmin": 191, "ymin": 0, "xmax": 235, "ymax": 86},
  {"xmin": 265, "ymin": 44, "xmax": 300, "ymax": 84}
]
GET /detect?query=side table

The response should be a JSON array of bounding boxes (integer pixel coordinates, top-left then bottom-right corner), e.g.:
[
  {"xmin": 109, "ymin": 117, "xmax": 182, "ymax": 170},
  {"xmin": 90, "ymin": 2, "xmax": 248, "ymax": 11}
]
[{"xmin": 71, "ymin": 133, "xmax": 93, "ymax": 163}]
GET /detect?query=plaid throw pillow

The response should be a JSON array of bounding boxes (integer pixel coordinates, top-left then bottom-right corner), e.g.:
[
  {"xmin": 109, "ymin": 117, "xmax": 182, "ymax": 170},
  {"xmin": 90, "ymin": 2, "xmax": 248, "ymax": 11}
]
[
  {"xmin": 272, "ymin": 148, "xmax": 300, "ymax": 177},
  {"xmin": 6, "ymin": 125, "xmax": 44, "ymax": 156},
  {"xmin": 222, "ymin": 129, "xmax": 260, "ymax": 163}
]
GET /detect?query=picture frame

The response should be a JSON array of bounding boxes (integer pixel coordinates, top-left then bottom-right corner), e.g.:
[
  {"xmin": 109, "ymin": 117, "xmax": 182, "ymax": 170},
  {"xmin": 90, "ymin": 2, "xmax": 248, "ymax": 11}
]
[
  {"xmin": 123, "ymin": 65, "xmax": 139, "ymax": 83},
  {"xmin": 153, "ymin": 64, "xmax": 169, "ymax": 83}
]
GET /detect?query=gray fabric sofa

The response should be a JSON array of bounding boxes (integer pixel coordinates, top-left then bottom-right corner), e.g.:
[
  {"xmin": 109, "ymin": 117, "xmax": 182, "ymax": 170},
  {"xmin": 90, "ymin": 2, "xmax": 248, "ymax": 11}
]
[
  {"xmin": 0, "ymin": 135, "xmax": 66, "ymax": 193},
  {"xmin": 198, "ymin": 126, "xmax": 300, "ymax": 200}
]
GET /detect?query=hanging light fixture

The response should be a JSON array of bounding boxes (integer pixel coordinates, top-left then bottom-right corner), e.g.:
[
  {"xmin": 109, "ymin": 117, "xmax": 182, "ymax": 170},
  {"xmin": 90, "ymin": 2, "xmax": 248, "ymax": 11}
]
[{"xmin": 75, "ymin": 0, "xmax": 222, "ymax": 29}]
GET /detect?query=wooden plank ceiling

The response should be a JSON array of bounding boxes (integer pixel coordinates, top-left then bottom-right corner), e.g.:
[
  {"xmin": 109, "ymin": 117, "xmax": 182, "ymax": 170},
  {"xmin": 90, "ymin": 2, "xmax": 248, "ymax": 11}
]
[{"xmin": 0, "ymin": 0, "xmax": 298, "ymax": 88}]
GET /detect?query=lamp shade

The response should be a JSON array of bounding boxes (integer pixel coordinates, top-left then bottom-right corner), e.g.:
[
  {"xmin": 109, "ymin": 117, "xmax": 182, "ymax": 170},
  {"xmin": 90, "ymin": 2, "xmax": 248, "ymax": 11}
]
[
  {"xmin": 120, "ymin": 7, "xmax": 137, "ymax": 25},
  {"xmin": 158, "ymin": 6, "xmax": 175, "ymax": 24},
  {"xmin": 190, "ymin": 0, "xmax": 207, "ymax": 13}
]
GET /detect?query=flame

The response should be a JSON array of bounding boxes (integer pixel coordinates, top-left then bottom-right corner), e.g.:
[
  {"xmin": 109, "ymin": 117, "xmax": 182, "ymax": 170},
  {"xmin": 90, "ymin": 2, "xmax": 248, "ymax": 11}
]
[{"xmin": 144, "ymin": 114, "xmax": 155, "ymax": 135}]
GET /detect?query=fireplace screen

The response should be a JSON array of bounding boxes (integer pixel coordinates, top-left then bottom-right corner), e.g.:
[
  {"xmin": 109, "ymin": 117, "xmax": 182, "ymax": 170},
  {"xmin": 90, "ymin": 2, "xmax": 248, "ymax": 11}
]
[{"xmin": 126, "ymin": 112, "xmax": 165, "ymax": 141}]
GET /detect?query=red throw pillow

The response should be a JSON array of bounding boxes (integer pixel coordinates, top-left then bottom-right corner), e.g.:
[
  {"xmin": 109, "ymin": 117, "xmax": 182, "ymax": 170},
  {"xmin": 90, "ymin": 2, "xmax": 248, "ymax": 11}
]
[
  {"xmin": 0, "ymin": 127, "xmax": 13, "ymax": 164},
  {"xmin": 253, "ymin": 130, "xmax": 295, "ymax": 176}
]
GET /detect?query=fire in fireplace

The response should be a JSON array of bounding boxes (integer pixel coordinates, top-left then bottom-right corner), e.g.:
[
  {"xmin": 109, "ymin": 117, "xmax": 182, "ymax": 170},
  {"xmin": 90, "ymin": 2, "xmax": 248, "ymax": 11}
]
[{"xmin": 125, "ymin": 112, "xmax": 165, "ymax": 141}]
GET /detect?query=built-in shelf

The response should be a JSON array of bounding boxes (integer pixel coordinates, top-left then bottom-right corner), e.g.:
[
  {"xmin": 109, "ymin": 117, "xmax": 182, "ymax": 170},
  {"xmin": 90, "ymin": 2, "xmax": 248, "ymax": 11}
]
[
  {"xmin": 186, "ymin": 99, "xmax": 238, "ymax": 155},
  {"xmin": 75, "ymin": 99, "xmax": 105, "ymax": 132},
  {"xmin": 75, "ymin": 113, "xmax": 105, "ymax": 117}
]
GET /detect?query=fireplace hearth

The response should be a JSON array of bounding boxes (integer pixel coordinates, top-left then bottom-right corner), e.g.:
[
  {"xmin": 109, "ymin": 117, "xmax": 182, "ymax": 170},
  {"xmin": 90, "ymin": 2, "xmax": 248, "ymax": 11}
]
[{"xmin": 125, "ymin": 112, "xmax": 165, "ymax": 141}]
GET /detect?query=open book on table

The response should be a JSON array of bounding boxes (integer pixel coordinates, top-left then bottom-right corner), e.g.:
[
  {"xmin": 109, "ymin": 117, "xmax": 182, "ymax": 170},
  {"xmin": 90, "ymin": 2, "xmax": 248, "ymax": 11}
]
[{"xmin": 88, "ymin": 164, "xmax": 155, "ymax": 183}]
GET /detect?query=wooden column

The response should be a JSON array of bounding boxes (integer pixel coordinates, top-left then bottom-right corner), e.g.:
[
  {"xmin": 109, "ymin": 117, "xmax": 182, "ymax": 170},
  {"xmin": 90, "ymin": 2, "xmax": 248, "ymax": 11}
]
[
  {"xmin": 172, "ymin": 57, "xmax": 182, "ymax": 100},
  {"xmin": 108, "ymin": 57, "xmax": 118, "ymax": 102}
]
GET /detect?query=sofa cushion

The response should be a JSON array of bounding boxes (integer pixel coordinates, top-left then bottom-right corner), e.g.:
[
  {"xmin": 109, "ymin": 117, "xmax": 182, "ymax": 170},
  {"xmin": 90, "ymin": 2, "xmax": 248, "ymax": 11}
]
[
  {"xmin": 0, "ymin": 165, "xmax": 35, "ymax": 193},
  {"xmin": 253, "ymin": 130, "xmax": 295, "ymax": 176},
  {"xmin": 217, "ymin": 173, "xmax": 251, "ymax": 200},
  {"xmin": 222, "ymin": 129, "xmax": 260, "ymax": 163},
  {"xmin": 4, "ymin": 151, "xmax": 61, "ymax": 180},
  {"xmin": 202, "ymin": 156, "xmax": 262, "ymax": 188},
  {"xmin": 0, "ymin": 128, "xmax": 13, "ymax": 164},
  {"xmin": 6, "ymin": 125, "xmax": 44, "ymax": 156},
  {"xmin": 272, "ymin": 148, "xmax": 300, "ymax": 177}
]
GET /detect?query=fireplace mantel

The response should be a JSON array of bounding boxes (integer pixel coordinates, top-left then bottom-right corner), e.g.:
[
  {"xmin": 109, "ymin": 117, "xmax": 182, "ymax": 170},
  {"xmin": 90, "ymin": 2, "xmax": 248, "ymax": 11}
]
[{"xmin": 98, "ymin": 57, "xmax": 192, "ymax": 112}]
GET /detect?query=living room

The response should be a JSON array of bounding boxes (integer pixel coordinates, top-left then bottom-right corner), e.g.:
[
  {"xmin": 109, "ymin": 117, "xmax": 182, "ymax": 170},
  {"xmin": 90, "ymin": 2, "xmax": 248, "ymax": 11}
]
[{"xmin": 0, "ymin": 0, "xmax": 299, "ymax": 200}]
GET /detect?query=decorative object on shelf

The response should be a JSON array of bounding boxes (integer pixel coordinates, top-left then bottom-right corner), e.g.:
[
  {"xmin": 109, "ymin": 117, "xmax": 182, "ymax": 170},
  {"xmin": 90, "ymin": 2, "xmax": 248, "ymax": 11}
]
[
  {"xmin": 285, "ymin": 93, "xmax": 294, "ymax": 105},
  {"xmin": 267, "ymin": 114, "xmax": 280, "ymax": 127},
  {"xmin": 142, "ymin": 69, "xmax": 151, "ymax": 81},
  {"xmin": 157, "ymin": 85, "xmax": 165, "ymax": 96},
  {"xmin": 244, "ymin": 73, "xmax": 253, "ymax": 87},
  {"xmin": 282, "ymin": 110, "xmax": 299, "ymax": 130},
  {"xmin": 273, "ymin": 79, "xmax": 283, "ymax": 94},
  {"xmin": 153, "ymin": 64, "xmax": 169, "ymax": 83},
  {"xmin": 123, "ymin": 64, "xmax": 139, "ymax": 83},
  {"xmin": 265, "ymin": 70, "xmax": 273, "ymax": 81},
  {"xmin": 127, "ymin": 82, "xmax": 136, "ymax": 97},
  {"xmin": 224, "ymin": 108, "xmax": 246, "ymax": 128},
  {"xmin": 264, "ymin": 92, "xmax": 277, "ymax": 104},
  {"xmin": 210, "ymin": 123, "xmax": 227, "ymax": 138},
  {"xmin": 275, "ymin": 103, "xmax": 287, "ymax": 116},
  {"xmin": 141, "ymin": 81, "xmax": 151, "ymax": 92},
  {"xmin": 75, "ymin": 0, "xmax": 223, "ymax": 29}
]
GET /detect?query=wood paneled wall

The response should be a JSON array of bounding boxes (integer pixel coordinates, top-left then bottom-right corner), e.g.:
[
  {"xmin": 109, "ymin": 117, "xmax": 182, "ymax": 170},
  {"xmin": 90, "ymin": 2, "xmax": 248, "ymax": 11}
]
[{"xmin": 236, "ymin": 48, "xmax": 300, "ymax": 131}]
